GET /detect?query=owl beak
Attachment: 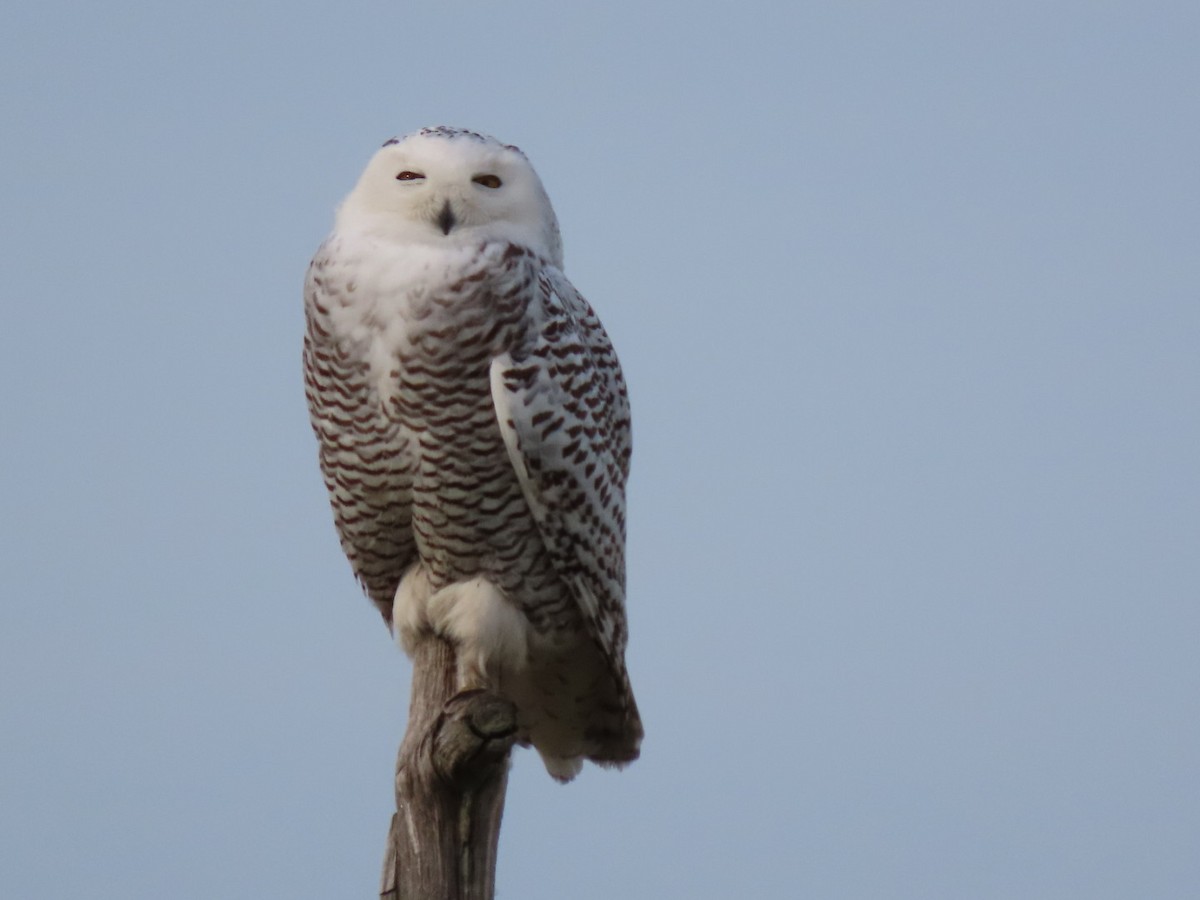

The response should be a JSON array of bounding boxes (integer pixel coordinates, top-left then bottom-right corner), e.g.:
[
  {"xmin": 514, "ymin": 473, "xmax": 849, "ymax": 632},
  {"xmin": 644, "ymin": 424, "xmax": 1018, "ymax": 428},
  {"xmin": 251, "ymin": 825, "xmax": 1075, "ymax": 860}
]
[{"xmin": 436, "ymin": 200, "xmax": 457, "ymax": 235}]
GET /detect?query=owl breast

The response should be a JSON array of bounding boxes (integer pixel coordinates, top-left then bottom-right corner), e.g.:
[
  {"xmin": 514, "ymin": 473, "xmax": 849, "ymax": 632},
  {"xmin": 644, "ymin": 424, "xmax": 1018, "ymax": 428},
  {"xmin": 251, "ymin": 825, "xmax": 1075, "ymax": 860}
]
[
  {"xmin": 391, "ymin": 253, "xmax": 563, "ymax": 605},
  {"xmin": 320, "ymin": 239, "xmax": 577, "ymax": 633}
]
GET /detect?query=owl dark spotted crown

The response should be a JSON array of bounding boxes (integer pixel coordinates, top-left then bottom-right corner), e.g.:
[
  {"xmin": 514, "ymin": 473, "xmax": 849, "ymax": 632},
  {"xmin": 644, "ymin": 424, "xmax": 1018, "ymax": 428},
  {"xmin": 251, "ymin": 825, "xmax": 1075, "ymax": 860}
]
[{"xmin": 382, "ymin": 126, "xmax": 524, "ymax": 157}]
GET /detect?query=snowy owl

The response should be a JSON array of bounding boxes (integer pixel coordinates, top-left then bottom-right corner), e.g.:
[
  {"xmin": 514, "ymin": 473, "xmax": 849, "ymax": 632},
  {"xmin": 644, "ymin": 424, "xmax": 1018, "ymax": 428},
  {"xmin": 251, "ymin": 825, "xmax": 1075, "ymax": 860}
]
[{"xmin": 303, "ymin": 126, "xmax": 642, "ymax": 780}]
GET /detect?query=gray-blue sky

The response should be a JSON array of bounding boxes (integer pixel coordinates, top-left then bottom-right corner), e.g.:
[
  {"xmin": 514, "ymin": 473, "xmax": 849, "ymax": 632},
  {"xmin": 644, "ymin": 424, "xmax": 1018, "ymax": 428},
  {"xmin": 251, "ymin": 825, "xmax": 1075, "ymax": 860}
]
[{"xmin": 2, "ymin": 2, "xmax": 1198, "ymax": 897}]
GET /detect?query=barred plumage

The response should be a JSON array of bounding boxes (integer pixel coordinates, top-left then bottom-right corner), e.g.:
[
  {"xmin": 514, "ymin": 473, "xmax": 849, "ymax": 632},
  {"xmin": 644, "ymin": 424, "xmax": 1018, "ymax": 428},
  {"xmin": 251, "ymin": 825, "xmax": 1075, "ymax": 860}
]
[{"xmin": 303, "ymin": 127, "xmax": 641, "ymax": 780}]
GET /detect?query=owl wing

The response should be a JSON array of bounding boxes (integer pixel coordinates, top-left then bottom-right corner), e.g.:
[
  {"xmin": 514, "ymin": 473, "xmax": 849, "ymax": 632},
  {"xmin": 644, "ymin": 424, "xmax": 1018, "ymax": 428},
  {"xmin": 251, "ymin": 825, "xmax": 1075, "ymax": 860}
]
[{"xmin": 489, "ymin": 270, "xmax": 631, "ymax": 659}]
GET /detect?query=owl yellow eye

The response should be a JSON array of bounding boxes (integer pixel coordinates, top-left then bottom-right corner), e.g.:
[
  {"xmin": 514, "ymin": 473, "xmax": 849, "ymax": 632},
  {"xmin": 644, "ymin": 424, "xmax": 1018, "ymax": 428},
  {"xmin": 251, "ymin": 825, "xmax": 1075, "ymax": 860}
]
[
  {"xmin": 472, "ymin": 174, "xmax": 502, "ymax": 189},
  {"xmin": 396, "ymin": 171, "xmax": 425, "ymax": 181}
]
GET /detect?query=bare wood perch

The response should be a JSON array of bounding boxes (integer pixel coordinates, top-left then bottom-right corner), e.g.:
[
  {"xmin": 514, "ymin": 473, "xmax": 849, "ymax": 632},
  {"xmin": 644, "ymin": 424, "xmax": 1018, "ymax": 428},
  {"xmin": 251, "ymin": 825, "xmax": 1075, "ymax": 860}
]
[{"xmin": 380, "ymin": 637, "xmax": 518, "ymax": 900}]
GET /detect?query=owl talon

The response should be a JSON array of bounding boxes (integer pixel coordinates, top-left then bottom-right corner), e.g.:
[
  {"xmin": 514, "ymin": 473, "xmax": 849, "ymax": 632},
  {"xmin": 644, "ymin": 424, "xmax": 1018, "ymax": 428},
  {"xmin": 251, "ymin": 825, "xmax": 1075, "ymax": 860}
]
[{"xmin": 434, "ymin": 690, "xmax": 518, "ymax": 787}]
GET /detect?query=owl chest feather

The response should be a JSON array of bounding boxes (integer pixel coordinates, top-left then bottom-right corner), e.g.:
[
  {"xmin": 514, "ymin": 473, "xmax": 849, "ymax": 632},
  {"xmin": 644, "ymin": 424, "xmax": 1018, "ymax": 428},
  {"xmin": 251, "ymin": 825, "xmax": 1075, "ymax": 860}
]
[{"xmin": 343, "ymin": 241, "xmax": 547, "ymax": 587}]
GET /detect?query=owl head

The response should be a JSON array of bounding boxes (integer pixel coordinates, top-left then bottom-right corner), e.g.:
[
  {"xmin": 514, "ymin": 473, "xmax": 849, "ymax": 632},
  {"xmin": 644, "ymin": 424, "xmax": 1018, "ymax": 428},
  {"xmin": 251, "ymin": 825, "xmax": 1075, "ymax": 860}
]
[{"xmin": 337, "ymin": 126, "xmax": 564, "ymax": 267}]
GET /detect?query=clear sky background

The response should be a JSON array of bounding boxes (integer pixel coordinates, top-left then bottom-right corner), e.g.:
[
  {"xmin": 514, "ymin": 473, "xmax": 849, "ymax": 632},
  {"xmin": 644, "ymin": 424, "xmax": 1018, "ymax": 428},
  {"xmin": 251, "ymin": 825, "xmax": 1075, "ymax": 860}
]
[{"xmin": 2, "ymin": 2, "xmax": 1198, "ymax": 898}]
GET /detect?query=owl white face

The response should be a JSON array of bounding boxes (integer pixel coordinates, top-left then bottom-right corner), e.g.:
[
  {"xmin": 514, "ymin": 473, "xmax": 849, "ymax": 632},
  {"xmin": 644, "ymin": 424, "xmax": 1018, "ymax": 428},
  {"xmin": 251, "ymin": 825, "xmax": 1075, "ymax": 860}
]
[{"xmin": 337, "ymin": 128, "xmax": 563, "ymax": 266}]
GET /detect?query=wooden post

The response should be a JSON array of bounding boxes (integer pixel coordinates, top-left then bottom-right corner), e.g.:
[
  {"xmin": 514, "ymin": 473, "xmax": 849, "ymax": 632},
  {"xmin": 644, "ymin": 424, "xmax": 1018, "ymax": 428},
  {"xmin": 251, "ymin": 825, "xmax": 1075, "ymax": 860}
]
[{"xmin": 380, "ymin": 637, "xmax": 518, "ymax": 900}]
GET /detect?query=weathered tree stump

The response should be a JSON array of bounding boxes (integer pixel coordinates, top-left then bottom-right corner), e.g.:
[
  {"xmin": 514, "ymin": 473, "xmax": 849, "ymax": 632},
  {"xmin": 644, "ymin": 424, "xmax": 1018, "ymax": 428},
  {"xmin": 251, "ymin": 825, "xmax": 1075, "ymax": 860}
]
[{"xmin": 380, "ymin": 637, "xmax": 518, "ymax": 900}]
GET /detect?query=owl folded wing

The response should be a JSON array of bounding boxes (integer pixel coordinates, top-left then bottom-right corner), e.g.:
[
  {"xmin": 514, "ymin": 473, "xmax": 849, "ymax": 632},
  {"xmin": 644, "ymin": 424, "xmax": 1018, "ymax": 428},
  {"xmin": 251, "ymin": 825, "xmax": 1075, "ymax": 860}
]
[{"xmin": 489, "ymin": 281, "xmax": 631, "ymax": 658}]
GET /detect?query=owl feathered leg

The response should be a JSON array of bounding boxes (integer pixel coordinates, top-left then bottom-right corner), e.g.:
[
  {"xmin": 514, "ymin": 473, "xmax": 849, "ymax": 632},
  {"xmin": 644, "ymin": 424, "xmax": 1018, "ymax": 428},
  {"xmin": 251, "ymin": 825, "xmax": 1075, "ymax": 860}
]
[{"xmin": 394, "ymin": 565, "xmax": 531, "ymax": 690}]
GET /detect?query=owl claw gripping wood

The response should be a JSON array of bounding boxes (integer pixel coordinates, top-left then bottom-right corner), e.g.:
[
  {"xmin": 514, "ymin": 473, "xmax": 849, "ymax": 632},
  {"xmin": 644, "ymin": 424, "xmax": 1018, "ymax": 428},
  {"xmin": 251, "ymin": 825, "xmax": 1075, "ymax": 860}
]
[{"xmin": 304, "ymin": 127, "xmax": 642, "ymax": 781}]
